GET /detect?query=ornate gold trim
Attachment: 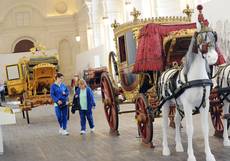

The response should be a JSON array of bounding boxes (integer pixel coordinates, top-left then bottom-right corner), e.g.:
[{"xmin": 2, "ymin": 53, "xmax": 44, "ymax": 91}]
[
  {"xmin": 163, "ymin": 29, "xmax": 196, "ymax": 53},
  {"xmin": 113, "ymin": 16, "xmax": 191, "ymax": 37},
  {"xmin": 33, "ymin": 63, "xmax": 56, "ymax": 69}
]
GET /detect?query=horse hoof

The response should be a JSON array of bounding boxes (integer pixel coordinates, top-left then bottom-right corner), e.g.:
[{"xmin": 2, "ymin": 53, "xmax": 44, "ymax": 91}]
[
  {"xmin": 187, "ymin": 156, "xmax": 196, "ymax": 161},
  {"xmin": 223, "ymin": 140, "xmax": 230, "ymax": 146},
  {"xmin": 206, "ymin": 154, "xmax": 216, "ymax": 161},
  {"xmin": 162, "ymin": 147, "xmax": 170, "ymax": 156},
  {"xmin": 176, "ymin": 144, "xmax": 184, "ymax": 152}
]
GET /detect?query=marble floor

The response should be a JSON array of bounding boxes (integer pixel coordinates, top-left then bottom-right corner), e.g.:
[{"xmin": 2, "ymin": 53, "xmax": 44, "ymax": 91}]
[{"xmin": 0, "ymin": 96, "xmax": 229, "ymax": 161}]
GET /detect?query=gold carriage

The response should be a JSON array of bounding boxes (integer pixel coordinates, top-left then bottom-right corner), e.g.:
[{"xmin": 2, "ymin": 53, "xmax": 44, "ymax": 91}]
[
  {"xmin": 100, "ymin": 7, "xmax": 198, "ymax": 147},
  {"xmin": 5, "ymin": 55, "xmax": 58, "ymax": 123}
]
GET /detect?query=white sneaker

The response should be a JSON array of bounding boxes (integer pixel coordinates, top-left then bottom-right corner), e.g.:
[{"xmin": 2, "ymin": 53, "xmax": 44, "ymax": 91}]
[
  {"xmin": 90, "ymin": 127, "xmax": 95, "ymax": 132},
  {"xmin": 62, "ymin": 130, "xmax": 69, "ymax": 135},
  {"xmin": 80, "ymin": 130, "xmax": 86, "ymax": 135},
  {"xmin": 59, "ymin": 128, "xmax": 63, "ymax": 134}
]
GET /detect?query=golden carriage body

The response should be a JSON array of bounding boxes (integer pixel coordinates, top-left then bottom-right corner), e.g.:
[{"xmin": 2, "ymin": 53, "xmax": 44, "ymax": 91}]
[
  {"xmin": 100, "ymin": 8, "xmax": 198, "ymax": 146},
  {"xmin": 5, "ymin": 56, "xmax": 58, "ymax": 123}
]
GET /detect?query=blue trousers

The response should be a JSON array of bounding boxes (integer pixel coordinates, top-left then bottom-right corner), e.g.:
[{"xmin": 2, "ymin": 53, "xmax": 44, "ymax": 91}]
[
  {"xmin": 55, "ymin": 106, "xmax": 68, "ymax": 130},
  {"xmin": 79, "ymin": 110, "xmax": 94, "ymax": 131}
]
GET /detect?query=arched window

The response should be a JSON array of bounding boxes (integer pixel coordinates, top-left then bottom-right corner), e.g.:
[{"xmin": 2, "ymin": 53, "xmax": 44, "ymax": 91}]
[{"xmin": 13, "ymin": 39, "xmax": 34, "ymax": 53}]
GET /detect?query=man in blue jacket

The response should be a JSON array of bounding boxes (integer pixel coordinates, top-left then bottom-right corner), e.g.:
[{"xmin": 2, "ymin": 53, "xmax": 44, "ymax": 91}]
[
  {"xmin": 75, "ymin": 79, "xmax": 96, "ymax": 134},
  {"xmin": 50, "ymin": 72, "xmax": 70, "ymax": 135}
]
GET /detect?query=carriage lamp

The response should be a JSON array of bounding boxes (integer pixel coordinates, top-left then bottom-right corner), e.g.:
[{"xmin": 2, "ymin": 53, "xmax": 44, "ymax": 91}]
[{"xmin": 75, "ymin": 36, "xmax": 80, "ymax": 42}]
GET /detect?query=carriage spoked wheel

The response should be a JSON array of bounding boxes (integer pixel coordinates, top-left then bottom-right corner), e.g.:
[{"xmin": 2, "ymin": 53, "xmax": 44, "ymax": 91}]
[
  {"xmin": 101, "ymin": 72, "xmax": 119, "ymax": 135},
  {"xmin": 108, "ymin": 51, "xmax": 118, "ymax": 83},
  {"xmin": 135, "ymin": 94, "xmax": 154, "ymax": 148},
  {"xmin": 210, "ymin": 105, "xmax": 224, "ymax": 138}
]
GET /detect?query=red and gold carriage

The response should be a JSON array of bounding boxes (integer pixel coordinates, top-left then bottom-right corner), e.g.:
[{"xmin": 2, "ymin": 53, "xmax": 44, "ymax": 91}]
[
  {"xmin": 83, "ymin": 66, "xmax": 107, "ymax": 90},
  {"xmin": 100, "ymin": 7, "xmax": 229, "ymax": 147}
]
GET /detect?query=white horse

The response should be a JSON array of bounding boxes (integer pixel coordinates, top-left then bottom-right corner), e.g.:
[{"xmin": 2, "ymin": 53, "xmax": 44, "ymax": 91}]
[
  {"xmin": 160, "ymin": 31, "xmax": 218, "ymax": 161},
  {"xmin": 213, "ymin": 64, "xmax": 230, "ymax": 146}
]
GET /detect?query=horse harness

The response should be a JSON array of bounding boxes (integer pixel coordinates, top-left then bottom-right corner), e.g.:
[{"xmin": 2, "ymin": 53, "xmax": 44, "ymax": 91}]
[
  {"xmin": 214, "ymin": 64, "xmax": 230, "ymax": 103},
  {"xmin": 159, "ymin": 66, "xmax": 213, "ymax": 119}
]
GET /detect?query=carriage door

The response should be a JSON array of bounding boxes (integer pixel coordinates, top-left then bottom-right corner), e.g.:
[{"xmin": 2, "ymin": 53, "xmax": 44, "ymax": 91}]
[
  {"xmin": 118, "ymin": 31, "xmax": 139, "ymax": 91},
  {"xmin": 5, "ymin": 64, "xmax": 25, "ymax": 95}
]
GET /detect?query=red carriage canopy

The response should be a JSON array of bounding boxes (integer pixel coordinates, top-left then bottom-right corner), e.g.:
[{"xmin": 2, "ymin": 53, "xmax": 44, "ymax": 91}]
[
  {"xmin": 133, "ymin": 23, "xmax": 197, "ymax": 73},
  {"xmin": 133, "ymin": 22, "xmax": 226, "ymax": 73}
]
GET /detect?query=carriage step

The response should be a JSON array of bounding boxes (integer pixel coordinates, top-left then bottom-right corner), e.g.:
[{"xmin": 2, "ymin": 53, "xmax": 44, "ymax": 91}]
[
  {"xmin": 223, "ymin": 114, "xmax": 230, "ymax": 119},
  {"xmin": 118, "ymin": 101, "xmax": 134, "ymax": 105},
  {"xmin": 118, "ymin": 110, "xmax": 136, "ymax": 114}
]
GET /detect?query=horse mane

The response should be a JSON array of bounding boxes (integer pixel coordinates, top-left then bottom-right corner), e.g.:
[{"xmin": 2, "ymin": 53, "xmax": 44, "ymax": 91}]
[
  {"xmin": 183, "ymin": 35, "xmax": 210, "ymax": 75},
  {"xmin": 183, "ymin": 36, "xmax": 197, "ymax": 75}
]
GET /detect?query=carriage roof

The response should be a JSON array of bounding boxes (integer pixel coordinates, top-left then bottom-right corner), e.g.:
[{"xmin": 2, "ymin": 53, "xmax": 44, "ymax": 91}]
[{"xmin": 112, "ymin": 8, "xmax": 196, "ymax": 73}]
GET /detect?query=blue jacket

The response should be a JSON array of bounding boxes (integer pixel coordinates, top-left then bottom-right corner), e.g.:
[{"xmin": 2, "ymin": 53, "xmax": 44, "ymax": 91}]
[
  {"xmin": 75, "ymin": 87, "xmax": 96, "ymax": 110},
  {"xmin": 50, "ymin": 83, "xmax": 69, "ymax": 106}
]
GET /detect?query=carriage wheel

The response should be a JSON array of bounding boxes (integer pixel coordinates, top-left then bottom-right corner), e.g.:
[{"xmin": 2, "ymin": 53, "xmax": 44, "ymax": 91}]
[
  {"xmin": 135, "ymin": 94, "xmax": 153, "ymax": 147},
  {"xmin": 210, "ymin": 105, "xmax": 224, "ymax": 137},
  {"xmin": 101, "ymin": 73, "xmax": 119, "ymax": 135},
  {"xmin": 108, "ymin": 51, "xmax": 118, "ymax": 83}
]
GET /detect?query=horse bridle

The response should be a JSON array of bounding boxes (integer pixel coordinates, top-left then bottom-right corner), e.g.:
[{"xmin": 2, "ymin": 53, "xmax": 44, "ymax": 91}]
[{"xmin": 193, "ymin": 31, "xmax": 217, "ymax": 54}]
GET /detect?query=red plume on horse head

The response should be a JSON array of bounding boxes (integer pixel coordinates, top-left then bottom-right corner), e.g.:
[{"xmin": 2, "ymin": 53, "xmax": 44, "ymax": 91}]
[
  {"xmin": 197, "ymin": 4, "xmax": 209, "ymax": 30},
  {"xmin": 196, "ymin": 4, "xmax": 226, "ymax": 64}
]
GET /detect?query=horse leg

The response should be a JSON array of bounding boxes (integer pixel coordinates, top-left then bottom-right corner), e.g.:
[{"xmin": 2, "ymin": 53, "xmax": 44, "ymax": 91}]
[
  {"xmin": 175, "ymin": 108, "xmax": 184, "ymax": 152},
  {"xmin": 200, "ymin": 101, "xmax": 216, "ymax": 161},
  {"xmin": 183, "ymin": 101, "xmax": 196, "ymax": 161},
  {"xmin": 162, "ymin": 102, "xmax": 170, "ymax": 156},
  {"xmin": 223, "ymin": 100, "xmax": 230, "ymax": 146}
]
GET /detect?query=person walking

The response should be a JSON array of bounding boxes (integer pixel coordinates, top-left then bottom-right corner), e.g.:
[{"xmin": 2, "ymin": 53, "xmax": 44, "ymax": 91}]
[
  {"xmin": 75, "ymin": 79, "xmax": 96, "ymax": 134},
  {"xmin": 71, "ymin": 74, "xmax": 79, "ymax": 94},
  {"xmin": 0, "ymin": 81, "xmax": 5, "ymax": 103},
  {"xmin": 50, "ymin": 72, "xmax": 70, "ymax": 135}
]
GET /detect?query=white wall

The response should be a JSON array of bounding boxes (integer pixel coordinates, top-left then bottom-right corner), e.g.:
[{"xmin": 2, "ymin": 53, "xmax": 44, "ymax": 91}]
[
  {"xmin": 0, "ymin": 1, "xmax": 82, "ymax": 82},
  {"xmin": 0, "ymin": 49, "xmax": 57, "ymax": 82},
  {"xmin": 203, "ymin": 0, "xmax": 230, "ymax": 61}
]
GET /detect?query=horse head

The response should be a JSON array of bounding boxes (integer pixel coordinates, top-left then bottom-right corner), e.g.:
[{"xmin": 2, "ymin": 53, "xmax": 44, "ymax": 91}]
[{"xmin": 192, "ymin": 5, "xmax": 218, "ymax": 65}]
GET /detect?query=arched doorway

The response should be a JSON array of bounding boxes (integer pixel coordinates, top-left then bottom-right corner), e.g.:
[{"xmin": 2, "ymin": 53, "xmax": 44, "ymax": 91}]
[{"xmin": 13, "ymin": 39, "xmax": 35, "ymax": 53}]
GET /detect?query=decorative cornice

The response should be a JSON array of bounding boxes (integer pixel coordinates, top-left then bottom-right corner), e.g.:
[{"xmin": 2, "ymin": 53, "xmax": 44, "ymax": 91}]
[
  {"xmin": 113, "ymin": 16, "xmax": 191, "ymax": 36},
  {"xmin": 33, "ymin": 63, "xmax": 55, "ymax": 70}
]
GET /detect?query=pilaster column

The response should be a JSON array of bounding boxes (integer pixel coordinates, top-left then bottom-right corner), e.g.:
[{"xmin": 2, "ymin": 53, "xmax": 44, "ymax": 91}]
[
  {"xmin": 91, "ymin": 0, "xmax": 104, "ymax": 47},
  {"xmin": 104, "ymin": 0, "xmax": 124, "ymax": 51},
  {"xmin": 85, "ymin": 1, "xmax": 94, "ymax": 49}
]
